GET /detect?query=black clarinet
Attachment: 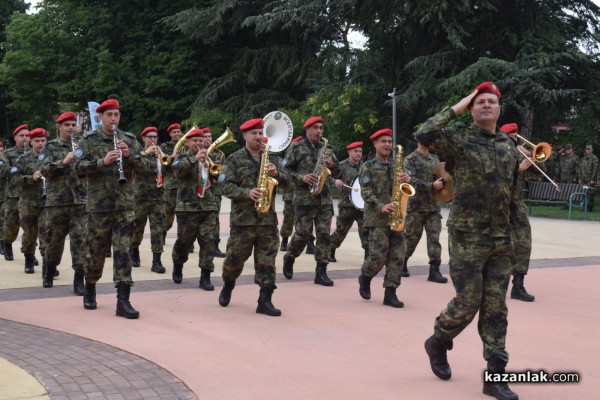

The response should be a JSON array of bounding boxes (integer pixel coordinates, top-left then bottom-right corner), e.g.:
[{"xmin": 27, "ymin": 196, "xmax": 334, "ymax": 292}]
[{"xmin": 112, "ymin": 124, "xmax": 127, "ymax": 184}]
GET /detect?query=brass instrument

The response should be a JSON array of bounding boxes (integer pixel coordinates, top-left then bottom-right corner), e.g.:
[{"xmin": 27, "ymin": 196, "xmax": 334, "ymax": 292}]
[
  {"xmin": 309, "ymin": 138, "xmax": 331, "ymax": 196},
  {"xmin": 112, "ymin": 124, "xmax": 127, "ymax": 184},
  {"xmin": 389, "ymin": 145, "xmax": 416, "ymax": 232},
  {"xmin": 206, "ymin": 127, "xmax": 236, "ymax": 176},
  {"xmin": 431, "ymin": 162, "xmax": 454, "ymax": 203},
  {"xmin": 173, "ymin": 124, "xmax": 200, "ymax": 155},
  {"xmin": 69, "ymin": 131, "xmax": 78, "ymax": 151},
  {"xmin": 516, "ymin": 134, "xmax": 552, "ymax": 162},
  {"xmin": 154, "ymin": 140, "xmax": 173, "ymax": 166},
  {"xmin": 255, "ymin": 138, "xmax": 278, "ymax": 213}
]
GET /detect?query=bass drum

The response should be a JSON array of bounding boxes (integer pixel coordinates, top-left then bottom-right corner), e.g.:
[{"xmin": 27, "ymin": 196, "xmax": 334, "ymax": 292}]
[{"xmin": 350, "ymin": 177, "xmax": 365, "ymax": 210}]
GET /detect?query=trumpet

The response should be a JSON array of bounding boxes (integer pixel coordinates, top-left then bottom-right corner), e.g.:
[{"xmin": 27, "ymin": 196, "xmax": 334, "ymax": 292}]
[
  {"xmin": 149, "ymin": 139, "xmax": 172, "ymax": 166},
  {"xmin": 515, "ymin": 134, "xmax": 552, "ymax": 162}
]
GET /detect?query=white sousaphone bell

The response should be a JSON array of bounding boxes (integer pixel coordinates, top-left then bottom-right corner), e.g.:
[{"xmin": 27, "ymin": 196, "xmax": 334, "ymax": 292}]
[{"xmin": 263, "ymin": 111, "xmax": 294, "ymax": 153}]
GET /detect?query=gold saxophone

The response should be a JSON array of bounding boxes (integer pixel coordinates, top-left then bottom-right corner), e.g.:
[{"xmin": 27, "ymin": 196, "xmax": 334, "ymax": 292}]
[
  {"xmin": 255, "ymin": 138, "xmax": 278, "ymax": 213},
  {"xmin": 309, "ymin": 137, "xmax": 331, "ymax": 196},
  {"xmin": 389, "ymin": 145, "xmax": 415, "ymax": 232}
]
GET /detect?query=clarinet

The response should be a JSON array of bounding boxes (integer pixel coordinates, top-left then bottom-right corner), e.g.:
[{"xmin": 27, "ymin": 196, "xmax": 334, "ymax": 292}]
[
  {"xmin": 69, "ymin": 131, "xmax": 78, "ymax": 151},
  {"xmin": 112, "ymin": 124, "xmax": 127, "ymax": 184}
]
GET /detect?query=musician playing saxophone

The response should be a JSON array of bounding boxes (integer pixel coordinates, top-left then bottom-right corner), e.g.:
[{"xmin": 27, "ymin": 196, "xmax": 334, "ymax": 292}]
[
  {"xmin": 202, "ymin": 127, "xmax": 226, "ymax": 258},
  {"xmin": 216, "ymin": 118, "xmax": 291, "ymax": 315},
  {"xmin": 282, "ymin": 116, "xmax": 340, "ymax": 286},
  {"xmin": 357, "ymin": 128, "xmax": 411, "ymax": 308}
]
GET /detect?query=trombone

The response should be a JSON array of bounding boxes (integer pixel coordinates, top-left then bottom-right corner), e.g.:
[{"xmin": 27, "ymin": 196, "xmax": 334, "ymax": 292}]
[{"xmin": 515, "ymin": 134, "xmax": 552, "ymax": 162}]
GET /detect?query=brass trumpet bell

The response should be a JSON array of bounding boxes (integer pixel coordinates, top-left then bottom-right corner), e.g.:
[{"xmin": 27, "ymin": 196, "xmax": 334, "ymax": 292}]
[
  {"xmin": 206, "ymin": 127, "xmax": 236, "ymax": 176},
  {"xmin": 516, "ymin": 134, "xmax": 552, "ymax": 162}
]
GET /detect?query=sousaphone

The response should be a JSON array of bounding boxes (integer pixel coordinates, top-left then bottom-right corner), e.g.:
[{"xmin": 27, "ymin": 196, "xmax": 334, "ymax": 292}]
[
  {"xmin": 432, "ymin": 162, "xmax": 454, "ymax": 203},
  {"xmin": 263, "ymin": 111, "xmax": 294, "ymax": 152}
]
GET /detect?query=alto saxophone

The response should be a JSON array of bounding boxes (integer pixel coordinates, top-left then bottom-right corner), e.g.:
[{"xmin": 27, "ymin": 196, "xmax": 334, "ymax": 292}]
[
  {"xmin": 389, "ymin": 145, "xmax": 415, "ymax": 232},
  {"xmin": 255, "ymin": 138, "xmax": 278, "ymax": 213},
  {"xmin": 309, "ymin": 137, "xmax": 331, "ymax": 196}
]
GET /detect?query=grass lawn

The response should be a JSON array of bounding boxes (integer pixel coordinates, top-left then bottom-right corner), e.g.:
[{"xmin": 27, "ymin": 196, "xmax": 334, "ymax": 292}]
[{"xmin": 528, "ymin": 204, "xmax": 600, "ymax": 222}]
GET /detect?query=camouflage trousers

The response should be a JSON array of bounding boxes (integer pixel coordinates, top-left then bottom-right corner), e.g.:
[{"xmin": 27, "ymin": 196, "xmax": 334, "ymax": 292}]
[
  {"xmin": 18, "ymin": 204, "xmax": 46, "ymax": 256},
  {"xmin": 222, "ymin": 225, "xmax": 278, "ymax": 287},
  {"xmin": 42, "ymin": 205, "xmax": 88, "ymax": 271},
  {"xmin": 214, "ymin": 194, "xmax": 222, "ymax": 244},
  {"xmin": 86, "ymin": 211, "xmax": 135, "ymax": 286},
  {"xmin": 510, "ymin": 202, "xmax": 531, "ymax": 275},
  {"xmin": 362, "ymin": 226, "xmax": 406, "ymax": 288},
  {"xmin": 330, "ymin": 206, "xmax": 367, "ymax": 250},
  {"xmin": 163, "ymin": 188, "xmax": 177, "ymax": 237},
  {"xmin": 279, "ymin": 199, "xmax": 295, "ymax": 238},
  {"xmin": 287, "ymin": 204, "xmax": 334, "ymax": 264},
  {"xmin": 3, "ymin": 197, "xmax": 20, "ymax": 243},
  {"xmin": 172, "ymin": 211, "xmax": 216, "ymax": 270},
  {"xmin": 132, "ymin": 200, "xmax": 165, "ymax": 253},
  {"xmin": 0, "ymin": 199, "xmax": 4, "ymax": 241},
  {"xmin": 434, "ymin": 229, "xmax": 513, "ymax": 362},
  {"xmin": 404, "ymin": 211, "xmax": 442, "ymax": 263}
]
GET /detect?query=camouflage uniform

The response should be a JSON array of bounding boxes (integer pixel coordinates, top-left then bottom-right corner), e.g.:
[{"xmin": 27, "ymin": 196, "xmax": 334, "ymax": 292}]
[
  {"xmin": 73, "ymin": 127, "xmax": 146, "ymax": 286},
  {"xmin": 545, "ymin": 150, "xmax": 561, "ymax": 182},
  {"xmin": 219, "ymin": 147, "xmax": 292, "ymax": 286},
  {"xmin": 279, "ymin": 187, "xmax": 295, "ymax": 239},
  {"xmin": 0, "ymin": 154, "xmax": 8, "ymax": 249},
  {"xmin": 559, "ymin": 153, "xmax": 580, "ymax": 183},
  {"xmin": 580, "ymin": 152, "xmax": 598, "ymax": 210},
  {"xmin": 132, "ymin": 154, "xmax": 165, "ymax": 253},
  {"xmin": 359, "ymin": 157, "xmax": 406, "ymax": 288},
  {"xmin": 208, "ymin": 153, "xmax": 224, "ymax": 252},
  {"xmin": 416, "ymin": 107, "xmax": 518, "ymax": 362},
  {"xmin": 2, "ymin": 147, "xmax": 25, "ymax": 247},
  {"xmin": 510, "ymin": 155, "xmax": 532, "ymax": 276},
  {"xmin": 171, "ymin": 151, "xmax": 218, "ymax": 272},
  {"xmin": 282, "ymin": 137, "xmax": 340, "ymax": 264},
  {"xmin": 403, "ymin": 150, "xmax": 443, "ymax": 266},
  {"xmin": 330, "ymin": 158, "xmax": 367, "ymax": 252},
  {"xmin": 160, "ymin": 141, "xmax": 178, "ymax": 238}
]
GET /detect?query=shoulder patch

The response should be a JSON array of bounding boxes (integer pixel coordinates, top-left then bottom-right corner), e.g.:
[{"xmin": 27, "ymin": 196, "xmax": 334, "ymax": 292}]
[
  {"xmin": 10, "ymin": 166, "xmax": 18, "ymax": 174},
  {"xmin": 361, "ymin": 173, "xmax": 371, "ymax": 184},
  {"xmin": 74, "ymin": 148, "xmax": 85, "ymax": 159},
  {"xmin": 218, "ymin": 172, "xmax": 227, "ymax": 184},
  {"xmin": 282, "ymin": 158, "xmax": 288, "ymax": 167},
  {"xmin": 172, "ymin": 159, "xmax": 180, "ymax": 166},
  {"xmin": 0, "ymin": 160, "xmax": 4, "ymax": 165},
  {"xmin": 38, "ymin": 153, "xmax": 46, "ymax": 161}
]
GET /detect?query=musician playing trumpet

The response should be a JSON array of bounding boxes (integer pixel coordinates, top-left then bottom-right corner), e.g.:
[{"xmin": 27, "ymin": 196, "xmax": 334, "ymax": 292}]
[
  {"xmin": 73, "ymin": 99, "xmax": 146, "ymax": 319},
  {"xmin": 160, "ymin": 123, "xmax": 182, "ymax": 242},
  {"xmin": 217, "ymin": 118, "xmax": 292, "ymax": 316}
]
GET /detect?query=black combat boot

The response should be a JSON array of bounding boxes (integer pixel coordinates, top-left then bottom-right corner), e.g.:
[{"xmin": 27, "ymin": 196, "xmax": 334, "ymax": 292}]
[
  {"xmin": 482, "ymin": 357, "xmax": 519, "ymax": 400},
  {"xmin": 329, "ymin": 248, "xmax": 337, "ymax": 262},
  {"xmin": 73, "ymin": 270, "xmax": 85, "ymax": 296},
  {"xmin": 424, "ymin": 335, "xmax": 453, "ymax": 380},
  {"xmin": 428, "ymin": 260, "xmax": 448, "ymax": 283},
  {"xmin": 151, "ymin": 252, "xmax": 166, "ymax": 273},
  {"xmin": 199, "ymin": 269, "xmax": 214, "ymax": 291},
  {"xmin": 358, "ymin": 273, "xmax": 372, "ymax": 300},
  {"xmin": 83, "ymin": 282, "xmax": 97, "ymax": 310},
  {"xmin": 4, "ymin": 242, "xmax": 14, "ymax": 261},
  {"xmin": 172, "ymin": 263, "xmax": 183, "ymax": 284},
  {"xmin": 219, "ymin": 280, "xmax": 236, "ymax": 307},
  {"xmin": 510, "ymin": 273, "xmax": 535, "ymax": 302},
  {"xmin": 24, "ymin": 253, "xmax": 35, "ymax": 274},
  {"xmin": 43, "ymin": 264, "xmax": 57, "ymax": 288},
  {"xmin": 256, "ymin": 286, "xmax": 282, "ymax": 316},
  {"xmin": 314, "ymin": 262, "xmax": 334, "ymax": 286},
  {"xmin": 33, "ymin": 256, "xmax": 39, "ymax": 266},
  {"xmin": 383, "ymin": 287, "xmax": 404, "ymax": 308},
  {"xmin": 214, "ymin": 243, "xmax": 226, "ymax": 258},
  {"xmin": 130, "ymin": 247, "xmax": 140, "ymax": 268},
  {"xmin": 283, "ymin": 254, "xmax": 294, "ymax": 279},
  {"xmin": 401, "ymin": 257, "xmax": 410, "ymax": 277},
  {"xmin": 279, "ymin": 237, "xmax": 288, "ymax": 252},
  {"xmin": 306, "ymin": 239, "xmax": 316, "ymax": 255},
  {"xmin": 116, "ymin": 284, "xmax": 140, "ymax": 319}
]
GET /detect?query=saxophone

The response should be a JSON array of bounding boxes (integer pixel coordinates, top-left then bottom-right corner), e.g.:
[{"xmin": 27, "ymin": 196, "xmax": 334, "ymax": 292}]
[
  {"xmin": 309, "ymin": 137, "xmax": 331, "ymax": 196},
  {"xmin": 389, "ymin": 145, "xmax": 416, "ymax": 232},
  {"xmin": 255, "ymin": 138, "xmax": 278, "ymax": 213}
]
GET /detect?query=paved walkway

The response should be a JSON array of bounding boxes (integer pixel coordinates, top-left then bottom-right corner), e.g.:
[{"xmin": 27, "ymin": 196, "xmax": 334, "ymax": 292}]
[{"xmin": 0, "ymin": 196, "xmax": 598, "ymax": 399}]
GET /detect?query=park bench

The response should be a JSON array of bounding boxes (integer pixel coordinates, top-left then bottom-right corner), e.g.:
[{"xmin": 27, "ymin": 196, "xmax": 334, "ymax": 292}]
[{"xmin": 523, "ymin": 181, "xmax": 592, "ymax": 220}]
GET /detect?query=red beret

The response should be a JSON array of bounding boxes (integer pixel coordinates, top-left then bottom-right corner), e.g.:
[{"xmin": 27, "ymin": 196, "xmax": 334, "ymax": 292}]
[
  {"xmin": 291, "ymin": 136, "xmax": 303, "ymax": 144},
  {"xmin": 141, "ymin": 126, "xmax": 158, "ymax": 137},
  {"xmin": 346, "ymin": 141, "xmax": 363, "ymax": 150},
  {"xmin": 56, "ymin": 112, "xmax": 77, "ymax": 123},
  {"xmin": 95, "ymin": 99, "xmax": 120, "ymax": 113},
  {"xmin": 0, "ymin": 141, "xmax": 4, "ymax": 147},
  {"xmin": 12, "ymin": 124, "xmax": 29, "ymax": 136},
  {"xmin": 370, "ymin": 128, "xmax": 393, "ymax": 141},
  {"xmin": 202, "ymin": 127, "xmax": 212, "ymax": 134},
  {"xmin": 186, "ymin": 128, "xmax": 204, "ymax": 139},
  {"xmin": 28, "ymin": 128, "xmax": 48, "ymax": 138},
  {"xmin": 303, "ymin": 116, "xmax": 323, "ymax": 129},
  {"xmin": 240, "ymin": 118, "xmax": 263, "ymax": 131},
  {"xmin": 500, "ymin": 123, "xmax": 518, "ymax": 134},
  {"xmin": 467, "ymin": 82, "xmax": 501, "ymax": 110},
  {"xmin": 166, "ymin": 123, "xmax": 181, "ymax": 133}
]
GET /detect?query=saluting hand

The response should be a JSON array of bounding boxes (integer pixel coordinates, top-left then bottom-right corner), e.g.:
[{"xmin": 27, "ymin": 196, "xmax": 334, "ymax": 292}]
[{"xmin": 451, "ymin": 89, "xmax": 479, "ymax": 115}]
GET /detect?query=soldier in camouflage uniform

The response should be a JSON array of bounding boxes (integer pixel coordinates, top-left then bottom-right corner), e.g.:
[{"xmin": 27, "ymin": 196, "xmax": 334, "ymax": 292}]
[
  {"xmin": 357, "ymin": 129, "xmax": 411, "ymax": 308},
  {"xmin": 282, "ymin": 116, "xmax": 340, "ymax": 286},
  {"xmin": 13, "ymin": 128, "xmax": 48, "ymax": 274},
  {"xmin": 0, "ymin": 141, "xmax": 6, "ymax": 256},
  {"xmin": 203, "ymin": 128, "xmax": 226, "ymax": 258},
  {"xmin": 218, "ymin": 118, "xmax": 292, "ymax": 316},
  {"xmin": 402, "ymin": 137, "xmax": 447, "ymax": 283},
  {"xmin": 418, "ymin": 83, "xmax": 519, "ymax": 400},
  {"xmin": 160, "ymin": 123, "xmax": 182, "ymax": 242},
  {"xmin": 580, "ymin": 144, "xmax": 598, "ymax": 211},
  {"xmin": 500, "ymin": 123, "xmax": 536, "ymax": 303},
  {"xmin": 130, "ymin": 127, "xmax": 166, "ymax": 273},
  {"xmin": 330, "ymin": 141, "xmax": 367, "ymax": 262},
  {"xmin": 73, "ymin": 99, "xmax": 145, "ymax": 319},
  {"xmin": 39, "ymin": 112, "xmax": 88, "ymax": 292},
  {"xmin": 1, "ymin": 124, "xmax": 30, "ymax": 261},
  {"xmin": 559, "ymin": 144, "xmax": 580, "ymax": 183},
  {"xmin": 171, "ymin": 128, "xmax": 218, "ymax": 289}
]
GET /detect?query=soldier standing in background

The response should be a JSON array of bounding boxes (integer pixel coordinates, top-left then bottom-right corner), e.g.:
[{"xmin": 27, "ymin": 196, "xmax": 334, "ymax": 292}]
[
  {"xmin": 357, "ymin": 129, "xmax": 411, "ymax": 308},
  {"xmin": 203, "ymin": 127, "xmax": 226, "ymax": 258},
  {"xmin": 74, "ymin": 99, "xmax": 146, "ymax": 319},
  {"xmin": 130, "ymin": 126, "xmax": 166, "ymax": 273},
  {"xmin": 559, "ymin": 144, "xmax": 580, "ymax": 183},
  {"xmin": 218, "ymin": 118, "xmax": 292, "ymax": 316},
  {"xmin": 40, "ymin": 112, "xmax": 88, "ymax": 292},
  {"xmin": 402, "ymin": 136, "xmax": 447, "ymax": 283},
  {"xmin": 580, "ymin": 144, "xmax": 598, "ymax": 212},
  {"xmin": 0, "ymin": 141, "xmax": 6, "ymax": 256},
  {"xmin": 171, "ymin": 128, "xmax": 218, "ymax": 289},
  {"xmin": 282, "ymin": 116, "xmax": 340, "ymax": 286},
  {"xmin": 329, "ymin": 141, "xmax": 368, "ymax": 262},
  {"xmin": 161, "ymin": 123, "xmax": 182, "ymax": 242}
]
